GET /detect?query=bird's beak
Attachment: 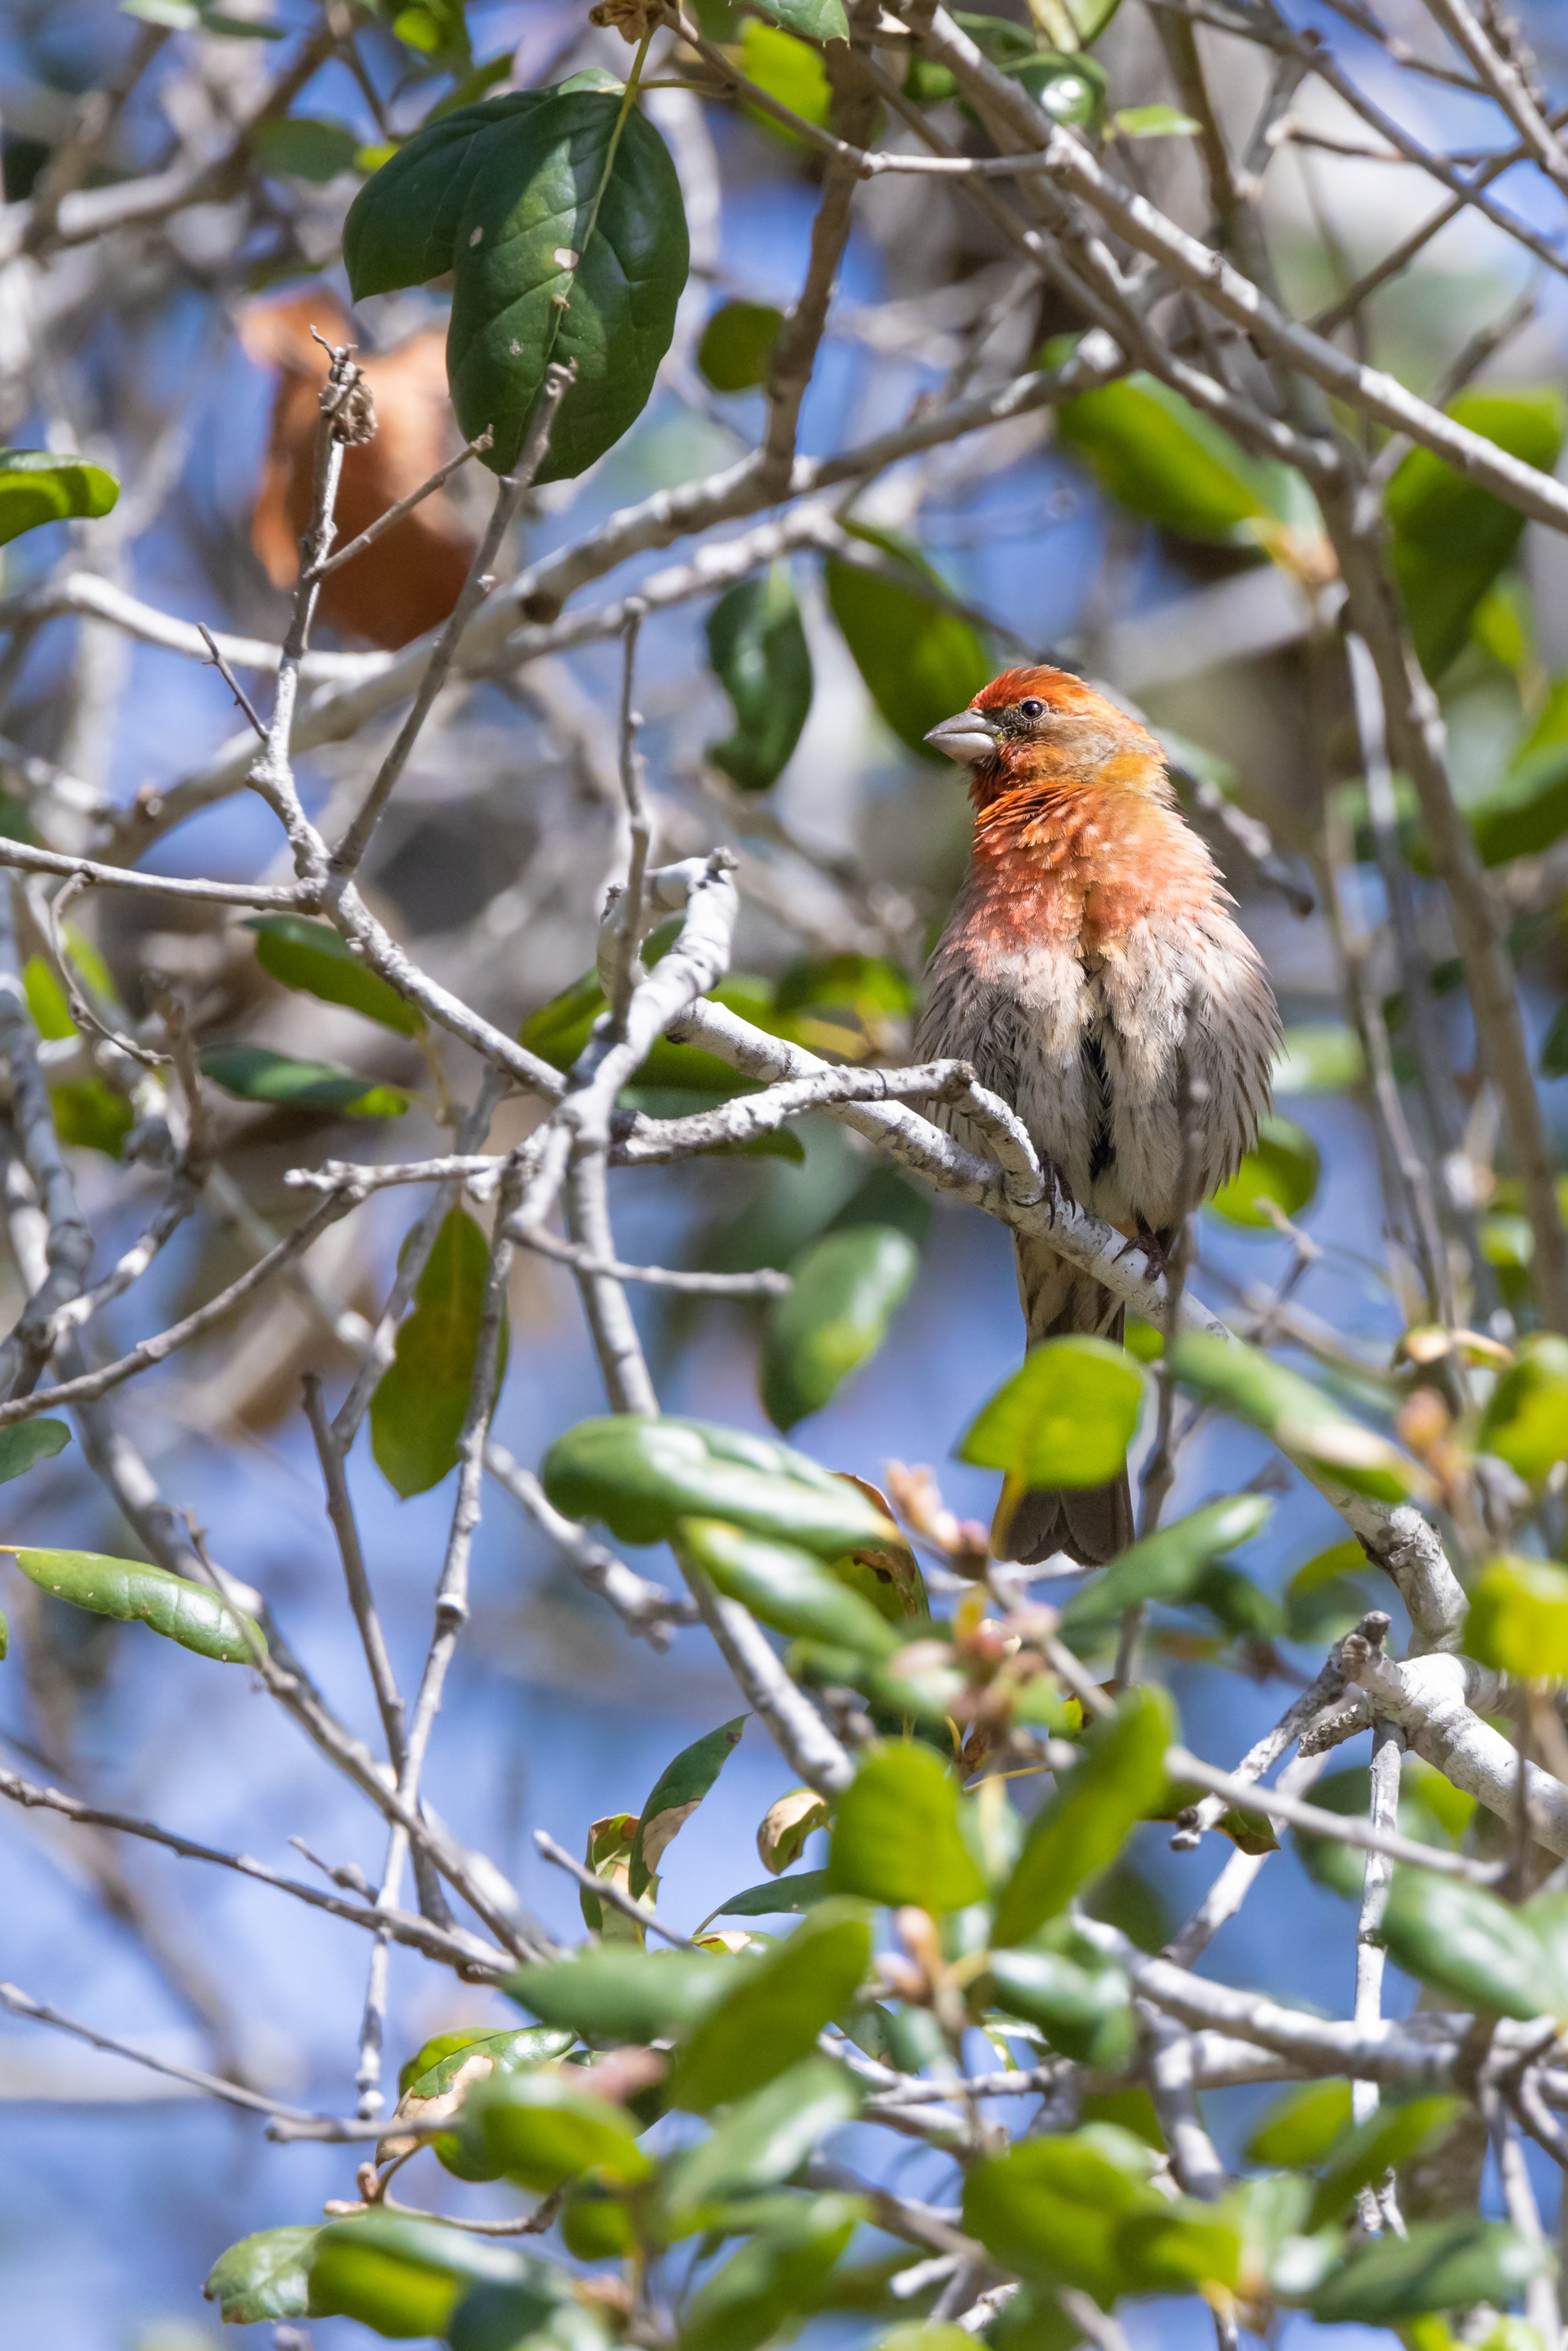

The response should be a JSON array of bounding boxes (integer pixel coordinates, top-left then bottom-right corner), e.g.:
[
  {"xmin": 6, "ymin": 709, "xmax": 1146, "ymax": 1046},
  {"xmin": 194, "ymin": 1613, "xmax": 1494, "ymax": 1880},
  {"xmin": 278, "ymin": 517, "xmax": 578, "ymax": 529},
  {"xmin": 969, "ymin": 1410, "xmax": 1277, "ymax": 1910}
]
[{"xmin": 924, "ymin": 708, "xmax": 998, "ymax": 765}]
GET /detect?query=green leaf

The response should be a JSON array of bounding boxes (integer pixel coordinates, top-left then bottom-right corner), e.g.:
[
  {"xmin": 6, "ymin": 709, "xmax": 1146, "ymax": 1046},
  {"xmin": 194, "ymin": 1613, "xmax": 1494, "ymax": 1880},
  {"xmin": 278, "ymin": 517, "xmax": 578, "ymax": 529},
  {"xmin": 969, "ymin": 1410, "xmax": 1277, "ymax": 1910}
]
[
  {"xmin": 204, "ymin": 2226, "xmax": 319, "ymax": 2324},
  {"xmin": 762, "ymin": 1226, "xmax": 919, "ymax": 1430},
  {"xmin": 448, "ymin": 2278, "xmax": 588, "ymax": 2351},
  {"xmin": 539, "ymin": 1415, "xmax": 900, "ymax": 1557},
  {"xmin": 250, "ymin": 114, "xmax": 361, "ymax": 181},
  {"xmin": 199, "ymin": 1043, "xmax": 408, "ymax": 1118},
  {"xmin": 50, "ymin": 1079, "xmax": 134, "ymax": 1158},
  {"xmin": 1306, "ymin": 2096, "xmax": 1461, "ymax": 2233},
  {"xmin": 344, "ymin": 87, "xmax": 689, "ymax": 479},
  {"xmin": 961, "ymin": 2126, "xmax": 1162, "ymax": 2301},
  {"xmin": 1012, "ymin": 51, "xmax": 1106, "ymax": 128},
  {"xmin": 659, "ymin": 2055, "xmax": 862, "ymax": 2219},
  {"xmin": 1379, "ymin": 1867, "xmax": 1560, "ymax": 2021},
  {"xmin": 245, "ymin": 915, "xmax": 423, "ymax": 1036},
  {"xmin": 1477, "ymin": 1336, "xmax": 1568, "ymax": 1481},
  {"xmin": 993, "ymin": 1686, "xmax": 1173, "ymax": 1945},
  {"xmin": 958, "ymin": 1336, "xmax": 1146, "ymax": 1489},
  {"xmin": 711, "ymin": 1869, "xmax": 836, "ymax": 1919},
  {"xmin": 737, "ymin": 21, "xmax": 832, "ymax": 138},
  {"xmin": 507, "ymin": 1950, "xmax": 733, "ymax": 2046},
  {"xmin": 984, "ymin": 1947, "xmax": 1135, "ymax": 2069},
  {"xmin": 671, "ymin": 1902, "xmax": 873, "ymax": 2110},
  {"xmin": 746, "ymin": 0, "xmax": 850, "ymax": 38},
  {"xmin": 309, "ymin": 2213, "xmax": 536, "ymax": 2338},
  {"xmin": 706, "ymin": 566, "xmax": 813, "ymax": 791},
  {"xmin": 1470, "ymin": 737, "xmax": 1568, "ymax": 867},
  {"xmin": 1055, "ymin": 374, "xmax": 1286, "ymax": 545},
  {"xmin": 0, "ymin": 1420, "xmax": 69, "ymax": 1485},
  {"xmin": 1274, "ymin": 1021, "xmax": 1365, "ymax": 1095},
  {"xmin": 5, "ymin": 1546, "xmax": 264, "ymax": 1665},
  {"xmin": 630, "ymin": 1712, "xmax": 748, "ymax": 1897},
  {"xmin": 679, "ymin": 2194, "xmax": 862, "ymax": 2351},
  {"xmin": 1466, "ymin": 1555, "xmax": 1568, "ymax": 1678},
  {"xmin": 1113, "ymin": 102, "xmax": 1199, "ymax": 135},
  {"xmin": 460, "ymin": 2069, "xmax": 654, "ymax": 2192},
  {"xmin": 1244, "ymin": 2079, "xmax": 1352, "ymax": 2168},
  {"xmin": 698, "ymin": 301, "xmax": 785, "ymax": 393},
  {"xmin": 824, "ymin": 526, "xmax": 992, "ymax": 761},
  {"xmin": 1170, "ymin": 1329, "xmax": 1426, "ymax": 1501},
  {"xmin": 1208, "ymin": 1113, "xmax": 1320, "ymax": 1230},
  {"xmin": 371, "ymin": 1209, "xmax": 503, "ymax": 1499},
  {"xmin": 680, "ymin": 1519, "xmax": 900, "ymax": 1657},
  {"xmin": 1386, "ymin": 389, "xmax": 1566, "ymax": 679},
  {"xmin": 826, "ymin": 1741, "xmax": 987, "ymax": 1913},
  {"xmin": 395, "ymin": 2025, "xmax": 578, "ymax": 2182},
  {"xmin": 1059, "ymin": 1494, "xmax": 1271, "ymax": 1631},
  {"xmin": 1305, "ymin": 2219, "xmax": 1545, "ymax": 2325},
  {"xmin": 0, "ymin": 448, "xmax": 119, "ymax": 546}
]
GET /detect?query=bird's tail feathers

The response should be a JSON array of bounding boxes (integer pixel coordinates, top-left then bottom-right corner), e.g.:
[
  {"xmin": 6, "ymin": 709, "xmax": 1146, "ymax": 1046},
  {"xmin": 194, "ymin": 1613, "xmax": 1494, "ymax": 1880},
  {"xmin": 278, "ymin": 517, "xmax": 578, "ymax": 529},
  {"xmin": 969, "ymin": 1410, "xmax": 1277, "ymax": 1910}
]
[{"xmin": 1000, "ymin": 1239, "xmax": 1133, "ymax": 1569}]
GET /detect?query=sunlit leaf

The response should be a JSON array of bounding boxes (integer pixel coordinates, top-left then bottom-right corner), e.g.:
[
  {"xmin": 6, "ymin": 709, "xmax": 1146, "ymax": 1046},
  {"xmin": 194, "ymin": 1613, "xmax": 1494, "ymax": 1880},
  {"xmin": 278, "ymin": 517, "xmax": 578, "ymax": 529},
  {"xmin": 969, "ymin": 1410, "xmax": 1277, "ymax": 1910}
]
[
  {"xmin": 698, "ymin": 300, "xmax": 785, "ymax": 393},
  {"xmin": 246, "ymin": 915, "xmax": 423, "ymax": 1035},
  {"xmin": 1059, "ymin": 1494, "xmax": 1270, "ymax": 1631},
  {"xmin": 984, "ymin": 1946, "xmax": 1136, "ymax": 2070},
  {"xmin": 460, "ymin": 2069, "xmax": 654, "ymax": 2192},
  {"xmin": 1466, "ymin": 1556, "xmax": 1568, "ymax": 1679},
  {"xmin": 827, "ymin": 1741, "xmax": 987, "ymax": 1913},
  {"xmin": 670, "ymin": 1902, "xmax": 872, "ymax": 2109},
  {"xmin": 371, "ymin": 1209, "xmax": 504, "ymax": 1499},
  {"xmin": 346, "ymin": 82, "xmax": 689, "ymax": 478},
  {"xmin": 758, "ymin": 1787, "xmax": 830, "ymax": 1874},
  {"xmin": 4, "ymin": 1546, "xmax": 265, "ymax": 1665},
  {"xmin": 1476, "ymin": 1335, "xmax": 1568, "ymax": 1481},
  {"xmin": 1113, "ymin": 102, "xmax": 1199, "ymax": 135},
  {"xmin": 204, "ymin": 2227, "xmax": 320, "ymax": 2323},
  {"xmin": 0, "ymin": 448, "xmax": 119, "ymax": 546},
  {"xmin": 1209, "ymin": 1113, "xmax": 1320, "ymax": 1230},
  {"xmin": 200, "ymin": 1043, "xmax": 408, "ymax": 1118},
  {"xmin": 959, "ymin": 1336, "xmax": 1146, "ymax": 1488},
  {"xmin": 736, "ymin": 20, "xmax": 832, "ymax": 139},
  {"xmin": 1170, "ymin": 1330, "xmax": 1428, "ymax": 1501},
  {"xmin": 1306, "ymin": 2097, "xmax": 1461, "ymax": 2232},
  {"xmin": 659, "ymin": 2055, "xmax": 862, "ymax": 2218},
  {"xmin": 1305, "ymin": 2219, "xmax": 1545, "ymax": 2324},
  {"xmin": 747, "ymin": 0, "xmax": 849, "ymax": 37},
  {"xmin": 507, "ymin": 1950, "xmax": 731, "ymax": 2047},
  {"xmin": 309, "ymin": 2212, "xmax": 536, "ymax": 2337},
  {"xmin": 825, "ymin": 526, "xmax": 992, "ymax": 760},
  {"xmin": 681, "ymin": 1519, "xmax": 900, "ymax": 1657},
  {"xmin": 681, "ymin": 2194, "xmax": 862, "ymax": 2351},
  {"xmin": 993, "ymin": 1686, "xmax": 1173, "ymax": 1945},
  {"xmin": 762, "ymin": 1225, "xmax": 919, "ymax": 1430},
  {"xmin": 1379, "ymin": 1868, "xmax": 1560, "ymax": 2022},
  {"xmin": 1274, "ymin": 1021, "xmax": 1365, "ymax": 1095},
  {"xmin": 1056, "ymin": 374, "xmax": 1287, "ymax": 545},
  {"xmin": 395, "ymin": 2025, "xmax": 578, "ymax": 2182},
  {"xmin": 1244, "ymin": 2079, "xmax": 1353, "ymax": 2168}
]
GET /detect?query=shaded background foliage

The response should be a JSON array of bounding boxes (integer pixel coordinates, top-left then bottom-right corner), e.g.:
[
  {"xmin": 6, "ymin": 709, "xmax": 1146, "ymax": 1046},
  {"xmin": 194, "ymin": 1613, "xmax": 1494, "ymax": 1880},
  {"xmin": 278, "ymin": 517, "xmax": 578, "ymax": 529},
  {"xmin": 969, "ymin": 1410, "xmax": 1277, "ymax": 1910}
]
[{"xmin": 4, "ymin": 0, "xmax": 1568, "ymax": 2345}]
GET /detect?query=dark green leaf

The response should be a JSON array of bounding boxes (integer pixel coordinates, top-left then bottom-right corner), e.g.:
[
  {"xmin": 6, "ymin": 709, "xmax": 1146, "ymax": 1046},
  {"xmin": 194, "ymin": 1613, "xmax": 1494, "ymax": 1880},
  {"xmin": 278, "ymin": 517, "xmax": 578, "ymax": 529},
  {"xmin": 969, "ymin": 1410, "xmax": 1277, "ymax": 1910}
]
[
  {"xmin": 447, "ymin": 2278, "xmax": 580, "ymax": 2351},
  {"xmin": 711, "ymin": 1869, "xmax": 836, "ymax": 1919},
  {"xmin": 396, "ymin": 2025, "xmax": 579, "ymax": 2182},
  {"xmin": 698, "ymin": 300, "xmax": 785, "ymax": 393},
  {"xmin": 1470, "ymin": 737, "xmax": 1568, "ymax": 866},
  {"xmin": 1209, "ymin": 1113, "xmax": 1320, "ymax": 1230},
  {"xmin": 1305, "ymin": 2219, "xmax": 1544, "ymax": 2323},
  {"xmin": 1054, "ymin": 374, "xmax": 1286, "ymax": 544},
  {"xmin": 1386, "ymin": 389, "xmax": 1566, "ymax": 678},
  {"xmin": 250, "ymin": 115, "xmax": 361, "ymax": 181},
  {"xmin": 659, "ymin": 2055, "xmax": 862, "ymax": 2219},
  {"xmin": 1243, "ymin": 2079, "xmax": 1352, "ymax": 2168},
  {"xmin": 761, "ymin": 1225, "xmax": 919, "ymax": 1430},
  {"xmin": 993, "ymin": 1686, "xmax": 1173, "ymax": 1945},
  {"xmin": 1467, "ymin": 1554, "xmax": 1568, "ymax": 1677},
  {"xmin": 199, "ymin": 1043, "xmax": 408, "ymax": 1118},
  {"xmin": 680, "ymin": 1519, "xmax": 900, "ymax": 1657},
  {"xmin": 1169, "ymin": 1330, "xmax": 1426, "ymax": 1501},
  {"xmin": 204, "ymin": 2227, "xmax": 320, "ymax": 2323},
  {"xmin": 706, "ymin": 566, "xmax": 813, "ymax": 791},
  {"xmin": 1059, "ymin": 1494, "xmax": 1271, "ymax": 1631},
  {"xmin": 246, "ymin": 915, "xmax": 423, "ymax": 1035},
  {"xmin": 371, "ymin": 1209, "xmax": 502, "ymax": 1499},
  {"xmin": 825, "ymin": 526, "xmax": 992, "ymax": 760},
  {"xmin": 1306, "ymin": 2096, "xmax": 1461, "ymax": 2233},
  {"xmin": 984, "ymin": 1947, "xmax": 1136, "ymax": 2069},
  {"xmin": 959, "ymin": 1336, "xmax": 1146, "ymax": 1489},
  {"xmin": 671, "ymin": 1902, "xmax": 873, "ymax": 2110},
  {"xmin": 827, "ymin": 1741, "xmax": 986, "ymax": 1913},
  {"xmin": 461, "ymin": 2069, "xmax": 654, "ymax": 2192},
  {"xmin": 309, "ymin": 2213, "xmax": 535, "ymax": 2338},
  {"xmin": 0, "ymin": 1420, "xmax": 68, "ymax": 1484},
  {"xmin": 679, "ymin": 2194, "xmax": 862, "ymax": 2351},
  {"xmin": 507, "ymin": 1949, "xmax": 733, "ymax": 2046},
  {"xmin": 539, "ymin": 1415, "xmax": 900, "ymax": 1556},
  {"xmin": 1379, "ymin": 1867, "xmax": 1559, "ymax": 2021},
  {"xmin": 344, "ymin": 86, "xmax": 689, "ymax": 479},
  {"xmin": 5, "ymin": 1546, "xmax": 264, "ymax": 1665},
  {"xmin": 630, "ymin": 1713, "xmax": 748, "ymax": 1897},
  {"xmin": 0, "ymin": 448, "xmax": 119, "ymax": 546},
  {"xmin": 746, "ymin": 0, "xmax": 850, "ymax": 37},
  {"xmin": 1012, "ymin": 51, "xmax": 1106, "ymax": 128}
]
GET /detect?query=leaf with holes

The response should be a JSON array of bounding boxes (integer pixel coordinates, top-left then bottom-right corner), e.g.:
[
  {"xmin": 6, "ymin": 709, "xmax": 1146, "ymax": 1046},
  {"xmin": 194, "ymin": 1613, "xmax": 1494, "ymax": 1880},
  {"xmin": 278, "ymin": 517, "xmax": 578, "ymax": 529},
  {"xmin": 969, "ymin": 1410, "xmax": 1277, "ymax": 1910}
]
[
  {"xmin": 371, "ymin": 1208, "xmax": 506, "ymax": 1498},
  {"xmin": 344, "ymin": 80, "xmax": 689, "ymax": 479}
]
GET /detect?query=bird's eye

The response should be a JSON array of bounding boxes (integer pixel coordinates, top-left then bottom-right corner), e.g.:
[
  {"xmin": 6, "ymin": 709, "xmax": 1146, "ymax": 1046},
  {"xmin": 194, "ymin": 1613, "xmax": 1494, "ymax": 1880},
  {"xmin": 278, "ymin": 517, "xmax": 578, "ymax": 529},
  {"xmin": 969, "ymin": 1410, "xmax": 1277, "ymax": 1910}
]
[{"xmin": 1019, "ymin": 698, "xmax": 1045, "ymax": 719}]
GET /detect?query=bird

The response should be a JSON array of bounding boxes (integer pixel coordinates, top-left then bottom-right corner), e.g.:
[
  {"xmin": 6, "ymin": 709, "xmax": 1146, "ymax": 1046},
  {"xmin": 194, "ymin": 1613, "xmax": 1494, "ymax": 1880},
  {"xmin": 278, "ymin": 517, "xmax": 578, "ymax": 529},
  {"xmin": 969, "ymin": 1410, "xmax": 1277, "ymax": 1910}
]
[{"xmin": 915, "ymin": 662, "xmax": 1279, "ymax": 1568}]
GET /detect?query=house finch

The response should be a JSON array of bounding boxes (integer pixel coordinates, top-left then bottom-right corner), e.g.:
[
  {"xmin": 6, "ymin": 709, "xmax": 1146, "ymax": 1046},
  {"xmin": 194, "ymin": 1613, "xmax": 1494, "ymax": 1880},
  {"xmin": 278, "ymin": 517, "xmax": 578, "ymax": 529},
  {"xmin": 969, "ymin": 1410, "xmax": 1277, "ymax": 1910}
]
[{"xmin": 916, "ymin": 664, "xmax": 1279, "ymax": 1566}]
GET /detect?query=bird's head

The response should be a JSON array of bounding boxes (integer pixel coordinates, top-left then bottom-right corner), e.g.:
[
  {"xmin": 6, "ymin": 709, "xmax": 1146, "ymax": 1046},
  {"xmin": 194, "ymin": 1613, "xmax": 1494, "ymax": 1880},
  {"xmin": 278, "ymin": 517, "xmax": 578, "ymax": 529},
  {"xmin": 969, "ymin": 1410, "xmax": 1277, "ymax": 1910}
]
[{"xmin": 924, "ymin": 664, "xmax": 1166, "ymax": 806}]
